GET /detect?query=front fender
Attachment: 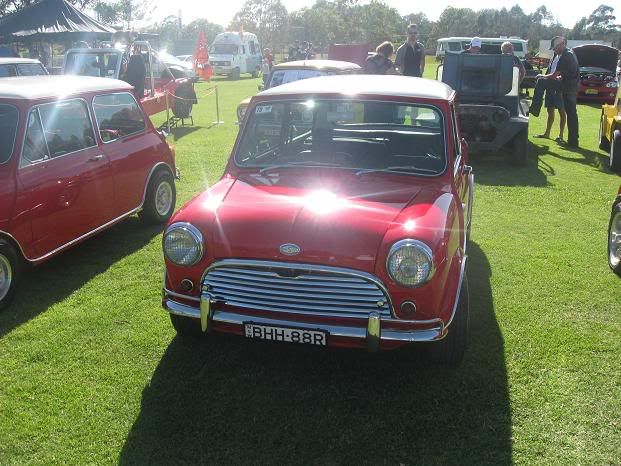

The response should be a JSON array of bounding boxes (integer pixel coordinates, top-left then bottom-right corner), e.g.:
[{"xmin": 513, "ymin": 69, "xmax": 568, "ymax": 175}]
[{"xmin": 375, "ymin": 191, "xmax": 465, "ymax": 322}]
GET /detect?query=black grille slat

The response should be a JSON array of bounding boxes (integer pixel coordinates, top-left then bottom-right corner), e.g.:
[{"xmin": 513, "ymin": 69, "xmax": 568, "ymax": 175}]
[{"xmin": 203, "ymin": 264, "xmax": 392, "ymax": 319}]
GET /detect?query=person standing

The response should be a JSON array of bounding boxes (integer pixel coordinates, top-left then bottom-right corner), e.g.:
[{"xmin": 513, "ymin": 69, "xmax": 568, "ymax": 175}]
[
  {"xmin": 550, "ymin": 36, "xmax": 579, "ymax": 148},
  {"xmin": 394, "ymin": 24, "xmax": 425, "ymax": 77},
  {"xmin": 501, "ymin": 41, "xmax": 525, "ymax": 84},
  {"xmin": 365, "ymin": 42, "xmax": 395, "ymax": 75},
  {"xmin": 534, "ymin": 52, "xmax": 566, "ymax": 142}
]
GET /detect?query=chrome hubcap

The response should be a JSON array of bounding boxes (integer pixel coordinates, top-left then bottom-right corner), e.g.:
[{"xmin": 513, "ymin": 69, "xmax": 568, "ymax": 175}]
[
  {"xmin": 610, "ymin": 212, "xmax": 621, "ymax": 267},
  {"xmin": 155, "ymin": 181, "xmax": 173, "ymax": 216},
  {"xmin": 0, "ymin": 254, "xmax": 12, "ymax": 301}
]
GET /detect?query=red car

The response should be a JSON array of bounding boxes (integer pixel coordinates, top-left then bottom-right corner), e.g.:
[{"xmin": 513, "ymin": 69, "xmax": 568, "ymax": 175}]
[
  {"xmin": 573, "ymin": 44, "xmax": 619, "ymax": 104},
  {"xmin": 162, "ymin": 75, "xmax": 474, "ymax": 365},
  {"xmin": 609, "ymin": 185, "xmax": 621, "ymax": 276},
  {"xmin": 0, "ymin": 76, "xmax": 177, "ymax": 309}
]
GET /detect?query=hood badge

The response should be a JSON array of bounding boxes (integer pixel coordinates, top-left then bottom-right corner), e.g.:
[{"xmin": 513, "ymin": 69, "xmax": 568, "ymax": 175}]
[{"xmin": 280, "ymin": 243, "xmax": 301, "ymax": 256}]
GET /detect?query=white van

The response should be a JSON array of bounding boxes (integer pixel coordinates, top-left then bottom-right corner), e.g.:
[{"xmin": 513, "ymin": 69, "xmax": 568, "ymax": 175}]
[
  {"xmin": 208, "ymin": 31, "xmax": 262, "ymax": 79},
  {"xmin": 436, "ymin": 37, "xmax": 528, "ymax": 61}
]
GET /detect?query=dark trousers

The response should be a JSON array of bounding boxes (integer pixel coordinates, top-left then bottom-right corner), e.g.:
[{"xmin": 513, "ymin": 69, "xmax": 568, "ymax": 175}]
[
  {"xmin": 563, "ymin": 93, "xmax": 578, "ymax": 145},
  {"xmin": 530, "ymin": 78, "xmax": 560, "ymax": 116}
]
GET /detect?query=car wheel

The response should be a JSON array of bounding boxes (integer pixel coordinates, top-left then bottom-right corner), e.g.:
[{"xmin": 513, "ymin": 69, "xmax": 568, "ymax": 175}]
[
  {"xmin": 172, "ymin": 82, "xmax": 196, "ymax": 119},
  {"xmin": 139, "ymin": 170, "xmax": 176, "ymax": 225},
  {"xmin": 610, "ymin": 130, "xmax": 621, "ymax": 173},
  {"xmin": 0, "ymin": 240, "xmax": 21, "ymax": 311},
  {"xmin": 428, "ymin": 272, "xmax": 469, "ymax": 366},
  {"xmin": 170, "ymin": 314, "xmax": 204, "ymax": 338},
  {"xmin": 599, "ymin": 114, "xmax": 610, "ymax": 151},
  {"xmin": 511, "ymin": 129, "xmax": 528, "ymax": 166},
  {"xmin": 608, "ymin": 204, "xmax": 621, "ymax": 276}
]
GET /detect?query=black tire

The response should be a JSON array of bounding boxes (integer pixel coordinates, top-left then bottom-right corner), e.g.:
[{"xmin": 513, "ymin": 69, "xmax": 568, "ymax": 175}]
[
  {"xmin": 610, "ymin": 130, "xmax": 621, "ymax": 173},
  {"xmin": 599, "ymin": 114, "xmax": 610, "ymax": 151},
  {"xmin": 0, "ymin": 240, "xmax": 21, "ymax": 311},
  {"xmin": 608, "ymin": 204, "xmax": 621, "ymax": 276},
  {"xmin": 170, "ymin": 314, "xmax": 204, "ymax": 338},
  {"xmin": 511, "ymin": 129, "xmax": 528, "ymax": 166},
  {"xmin": 428, "ymin": 273, "xmax": 469, "ymax": 366},
  {"xmin": 139, "ymin": 170, "xmax": 176, "ymax": 225},
  {"xmin": 231, "ymin": 67, "xmax": 240, "ymax": 80},
  {"xmin": 172, "ymin": 82, "xmax": 196, "ymax": 119}
]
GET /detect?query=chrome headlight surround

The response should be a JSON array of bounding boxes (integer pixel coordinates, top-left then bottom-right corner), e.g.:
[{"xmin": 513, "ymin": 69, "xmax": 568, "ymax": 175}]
[
  {"xmin": 605, "ymin": 81, "xmax": 618, "ymax": 88},
  {"xmin": 386, "ymin": 239, "xmax": 435, "ymax": 287},
  {"xmin": 163, "ymin": 222, "xmax": 204, "ymax": 266}
]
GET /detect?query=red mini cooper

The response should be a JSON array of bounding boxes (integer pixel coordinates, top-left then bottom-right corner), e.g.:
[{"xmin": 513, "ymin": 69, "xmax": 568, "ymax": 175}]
[
  {"xmin": 0, "ymin": 76, "xmax": 177, "ymax": 309},
  {"xmin": 162, "ymin": 75, "xmax": 474, "ymax": 365}
]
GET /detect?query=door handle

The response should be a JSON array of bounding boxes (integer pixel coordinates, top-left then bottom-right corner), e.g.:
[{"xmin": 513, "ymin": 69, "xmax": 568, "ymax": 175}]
[{"xmin": 89, "ymin": 154, "xmax": 104, "ymax": 162}]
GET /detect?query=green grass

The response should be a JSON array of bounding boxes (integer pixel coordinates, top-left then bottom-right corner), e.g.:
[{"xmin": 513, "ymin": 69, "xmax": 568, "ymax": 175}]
[{"xmin": 1, "ymin": 64, "xmax": 621, "ymax": 465}]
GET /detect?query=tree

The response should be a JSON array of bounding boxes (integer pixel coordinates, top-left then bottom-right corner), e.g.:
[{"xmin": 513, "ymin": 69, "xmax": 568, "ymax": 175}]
[
  {"xmin": 119, "ymin": 0, "xmax": 153, "ymax": 29},
  {"xmin": 94, "ymin": 1, "xmax": 123, "ymax": 25},
  {"xmin": 182, "ymin": 19, "xmax": 224, "ymax": 45},
  {"xmin": 229, "ymin": 0, "xmax": 289, "ymax": 49}
]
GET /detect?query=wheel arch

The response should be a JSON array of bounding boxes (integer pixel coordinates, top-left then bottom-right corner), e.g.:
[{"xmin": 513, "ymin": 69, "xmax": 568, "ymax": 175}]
[
  {"xmin": 140, "ymin": 162, "xmax": 175, "ymax": 210},
  {"xmin": 0, "ymin": 230, "xmax": 28, "ymax": 264}
]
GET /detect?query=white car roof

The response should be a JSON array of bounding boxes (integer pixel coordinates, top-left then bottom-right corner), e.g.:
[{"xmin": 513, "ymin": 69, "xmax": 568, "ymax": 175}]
[
  {"xmin": 0, "ymin": 75, "xmax": 133, "ymax": 100},
  {"xmin": 0, "ymin": 58, "xmax": 43, "ymax": 65},
  {"xmin": 273, "ymin": 60, "xmax": 361, "ymax": 71},
  {"xmin": 260, "ymin": 75, "xmax": 455, "ymax": 101}
]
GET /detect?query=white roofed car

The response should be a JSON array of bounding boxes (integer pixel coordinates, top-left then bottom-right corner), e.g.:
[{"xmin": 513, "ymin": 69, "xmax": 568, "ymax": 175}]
[
  {"xmin": 0, "ymin": 58, "xmax": 48, "ymax": 77},
  {"xmin": 237, "ymin": 59, "xmax": 362, "ymax": 124}
]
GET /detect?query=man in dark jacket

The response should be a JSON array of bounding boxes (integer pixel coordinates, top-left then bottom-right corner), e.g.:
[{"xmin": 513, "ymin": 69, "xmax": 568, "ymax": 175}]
[{"xmin": 394, "ymin": 24, "xmax": 425, "ymax": 77}]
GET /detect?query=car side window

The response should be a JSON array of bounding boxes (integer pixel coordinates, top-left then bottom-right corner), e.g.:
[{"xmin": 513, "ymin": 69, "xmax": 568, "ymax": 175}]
[
  {"xmin": 93, "ymin": 93, "xmax": 146, "ymax": 142},
  {"xmin": 21, "ymin": 109, "xmax": 50, "ymax": 167},
  {"xmin": 37, "ymin": 100, "xmax": 96, "ymax": 158},
  {"xmin": 0, "ymin": 64, "xmax": 17, "ymax": 77}
]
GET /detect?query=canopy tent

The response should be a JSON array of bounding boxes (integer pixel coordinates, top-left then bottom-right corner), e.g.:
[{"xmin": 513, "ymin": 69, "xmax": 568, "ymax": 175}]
[{"xmin": 0, "ymin": 0, "xmax": 115, "ymax": 42}]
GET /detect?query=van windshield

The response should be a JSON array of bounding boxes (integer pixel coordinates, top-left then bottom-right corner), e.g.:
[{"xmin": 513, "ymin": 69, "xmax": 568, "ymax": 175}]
[
  {"xmin": 211, "ymin": 44, "xmax": 238, "ymax": 55},
  {"xmin": 0, "ymin": 104, "xmax": 18, "ymax": 164}
]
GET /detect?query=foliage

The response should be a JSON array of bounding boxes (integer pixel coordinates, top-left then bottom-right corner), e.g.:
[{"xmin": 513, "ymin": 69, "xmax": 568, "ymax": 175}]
[
  {"xmin": 94, "ymin": 1, "xmax": 123, "ymax": 25},
  {"xmin": 229, "ymin": 0, "xmax": 289, "ymax": 49}
]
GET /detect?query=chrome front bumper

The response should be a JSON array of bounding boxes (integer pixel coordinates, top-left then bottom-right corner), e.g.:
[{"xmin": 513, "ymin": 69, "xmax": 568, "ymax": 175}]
[{"xmin": 163, "ymin": 294, "xmax": 446, "ymax": 352}]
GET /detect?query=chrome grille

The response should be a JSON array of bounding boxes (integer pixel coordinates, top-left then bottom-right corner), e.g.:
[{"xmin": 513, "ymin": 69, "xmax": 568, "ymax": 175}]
[{"xmin": 202, "ymin": 261, "xmax": 392, "ymax": 319}]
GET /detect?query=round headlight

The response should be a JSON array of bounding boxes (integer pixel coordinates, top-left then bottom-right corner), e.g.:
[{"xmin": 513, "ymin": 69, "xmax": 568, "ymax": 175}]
[
  {"xmin": 386, "ymin": 239, "xmax": 434, "ymax": 287},
  {"xmin": 606, "ymin": 81, "xmax": 618, "ymax": 88},
  {"xmin": 163, "ymin": 222, "xmax": 204, "ymax": 266}
]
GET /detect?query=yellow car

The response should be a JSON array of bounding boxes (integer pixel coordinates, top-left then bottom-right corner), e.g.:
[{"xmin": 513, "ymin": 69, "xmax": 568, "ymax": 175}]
[
  {"xmin": 237, "ymin": 60, "xmax": 362, "ymax": 124},
  {"xmin": 600, "ymin": 83, "xmax": 621, "ymax": 172}
]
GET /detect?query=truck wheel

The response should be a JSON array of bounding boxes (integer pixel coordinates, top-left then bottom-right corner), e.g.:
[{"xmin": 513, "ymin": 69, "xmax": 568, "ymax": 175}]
[
  {"xmin": 231, "ymin": 67, "xmax": 240, "ymax": 80},
  {"xmin": 0, "ymin": 240, "xmax": 20, "ymax": 311},
  {"xmin": 599, "ymin": 114, "xmax": 610, "ymax": 151},
  {"xmin": 609, "ymin": 204, "xmax": 621, "ymax": 276},
  {"xmin": 511, "ymin": 130, "xmax": 528, "ymax": 166},
  {"xmin": 139, "ymin": 170, "xmax": 176, "ymax": 225},
  {"xmin": 170, "ymin": 314, "xmax": 204, "ymax": 338},
  {"xmin": 428, "ymin": 273, "xmax": 469, "ymax": 366},
  {"xmin": 610, "ymin": 130, "xmax": 621, "ymax": 173},
  {"xmin": 172, "ymin": 82, "xmax": 196, "ymax": 119}
]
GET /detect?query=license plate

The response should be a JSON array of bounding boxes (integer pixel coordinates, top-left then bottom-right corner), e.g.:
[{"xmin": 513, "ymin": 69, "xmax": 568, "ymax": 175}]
[
  {"xmin": 244, "ymin": 322, "xmax": 327, "ymax": 346},
  {"xmin": 585, "ymin": 89, "xmax": 598, "ymax": 95}
]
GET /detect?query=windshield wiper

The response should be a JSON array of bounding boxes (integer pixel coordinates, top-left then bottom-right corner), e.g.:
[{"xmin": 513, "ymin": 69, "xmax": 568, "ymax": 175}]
[
  {"xmin": 258, "ymin": 161, "xmax": 344, "ymax": 174},
  {"xmin": 355, "ymin": 165, "xmax": 438, "ymax": 176}
]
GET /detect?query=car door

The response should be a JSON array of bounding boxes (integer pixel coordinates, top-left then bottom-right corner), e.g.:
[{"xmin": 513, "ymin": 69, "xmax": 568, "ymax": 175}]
[
  {"xmin": 92, "ymin": 92, "xmax": 157, "ymax": 216},
  {"xmin": 15, "ymin": 98, "xmax": 114, "ymax": 257},
  {"xmin": 450, "ymin": 102, "xmax": 472, "ymax": 242}
]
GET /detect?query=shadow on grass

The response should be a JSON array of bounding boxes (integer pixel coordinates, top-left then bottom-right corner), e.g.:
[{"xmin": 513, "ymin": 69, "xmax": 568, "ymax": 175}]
[
  {"xmin": 120, "ymin": 242, "xmax": 511, "ymax": 464},
  {"xmin": 0, "ymin": 217, "xmax": 162, "ymax": 339},
  {"xmin": 532, "ymin": 137, "xmax": 613, "ymax": 174},
  {"xmin": 170, "ymin": 126, "xmax": 201, "ymax": 142},
  {"xmin": 470, "ymin": 142, "xmax": 551, "ymax": 187}
]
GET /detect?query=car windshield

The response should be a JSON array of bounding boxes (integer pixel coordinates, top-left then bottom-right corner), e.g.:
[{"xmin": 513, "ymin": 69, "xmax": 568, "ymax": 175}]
[
  {"xmin": 235, "ymin": 99, "xmax": 446, "ymax": 176},
  {"xmin": 210, "ymin": 44, "xmax": 238, "ymax": 55},
  {"xmin": 0, "ymin": 104, "xmax": 19, "ymax": 164},
  {"xmin": 268, "ymin": 69, "xmax": 331, "ymax": 88},
  {"xmin": 64, "ymin": 51, "xmax": 121, "ymax": 78},
  {"xmin": 17, "ymin": 63, "xmax": 47, "ymax": 75}
]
